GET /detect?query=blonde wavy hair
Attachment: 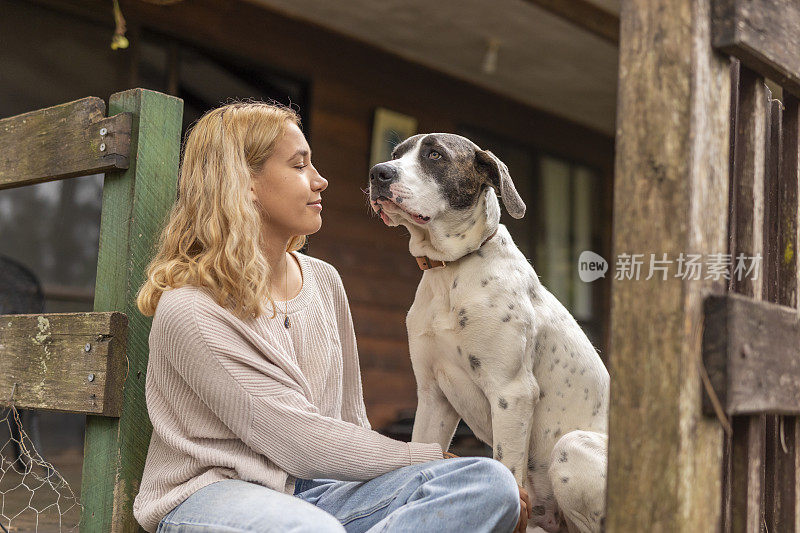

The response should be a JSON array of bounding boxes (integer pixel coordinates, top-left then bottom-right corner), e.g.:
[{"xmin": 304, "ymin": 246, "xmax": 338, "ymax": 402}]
[{"xmin": 136, "ymin": 100, "xmax": 305, "ymax": 321}]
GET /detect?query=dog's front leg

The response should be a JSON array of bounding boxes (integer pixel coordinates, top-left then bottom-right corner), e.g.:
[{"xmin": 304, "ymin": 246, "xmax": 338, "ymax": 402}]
[
  {"xmin": 411, "ymin": 383, "xmax": 461, "ymax": 453},
  {"xmin": 489, "ymin": 375, "xmax": 539, "ymax": 487}
]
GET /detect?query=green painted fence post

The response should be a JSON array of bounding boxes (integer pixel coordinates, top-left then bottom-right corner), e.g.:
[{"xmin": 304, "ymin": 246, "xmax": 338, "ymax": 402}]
[{"xmin": 80, "ymin": 88, "xmax": 183, "ymax": 532}]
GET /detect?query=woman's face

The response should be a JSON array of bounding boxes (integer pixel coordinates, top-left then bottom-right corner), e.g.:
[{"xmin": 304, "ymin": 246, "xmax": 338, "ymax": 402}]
[{"xmin": 250, "ymin": 121, "xmax": 328, "ymax": 242}]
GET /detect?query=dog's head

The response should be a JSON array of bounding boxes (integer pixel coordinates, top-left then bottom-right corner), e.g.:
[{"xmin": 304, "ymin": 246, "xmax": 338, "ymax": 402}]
[{"xmin": 368, "ymin": 133, "xmax": 526, "ymax": 230}]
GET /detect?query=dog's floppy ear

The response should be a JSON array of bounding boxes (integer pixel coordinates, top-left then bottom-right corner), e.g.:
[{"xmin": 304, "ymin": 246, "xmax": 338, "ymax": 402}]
[{"xmin": 475, "ymin": 149, "xmax": 526, "ymax": 219}]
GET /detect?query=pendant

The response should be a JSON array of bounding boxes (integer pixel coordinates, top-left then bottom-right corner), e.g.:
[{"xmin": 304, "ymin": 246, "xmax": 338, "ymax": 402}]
[{"xmin": 284, "ymin": 315, "xmax": 291, "ymax": 329}]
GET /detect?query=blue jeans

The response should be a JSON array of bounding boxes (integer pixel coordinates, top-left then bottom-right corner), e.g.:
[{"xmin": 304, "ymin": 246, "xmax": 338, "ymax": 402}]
[{"xmin": 156, "ymin": 457, "xmax": 520, "ymax": 532}]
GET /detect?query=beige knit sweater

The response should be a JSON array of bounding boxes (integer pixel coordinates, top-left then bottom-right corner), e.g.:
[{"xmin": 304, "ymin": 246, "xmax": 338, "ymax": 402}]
[{"xmin": 132, "ymin": 252, "xmax": 443, "ymax": 532}]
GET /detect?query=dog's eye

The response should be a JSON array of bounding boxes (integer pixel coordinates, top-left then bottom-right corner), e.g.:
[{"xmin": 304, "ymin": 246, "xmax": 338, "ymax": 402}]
[{"xmin": 428, "ymin": 151, "xmax": 441, "ymax": 160}]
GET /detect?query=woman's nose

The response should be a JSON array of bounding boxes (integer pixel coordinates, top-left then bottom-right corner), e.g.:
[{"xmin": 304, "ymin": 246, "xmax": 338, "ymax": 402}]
[{"xmin": 313, "ymin": 167, "xmax": 328, "ymax": 191}]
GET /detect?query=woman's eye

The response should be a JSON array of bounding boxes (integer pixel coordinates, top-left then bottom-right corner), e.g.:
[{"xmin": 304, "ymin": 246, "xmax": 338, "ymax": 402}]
[{"xmin": 428, "ymin": 151, "xmax": 441, "ymax": 160}]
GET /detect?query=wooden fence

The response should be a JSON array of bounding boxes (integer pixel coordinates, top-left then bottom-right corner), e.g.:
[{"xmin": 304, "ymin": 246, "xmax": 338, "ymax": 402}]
[
  {"xmin": 0, "ymin": 89, "xmax": 182, "ymax": 532},
  {"xmin": 609, "ymin": 0, "xmax": 800, "ymax": 531}
]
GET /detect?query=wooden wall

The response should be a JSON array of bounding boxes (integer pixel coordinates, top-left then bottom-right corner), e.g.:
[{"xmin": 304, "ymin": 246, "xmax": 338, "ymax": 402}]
[{"xmin": 39, "ymin": 0, "xmax": 616, "ymax": 428}]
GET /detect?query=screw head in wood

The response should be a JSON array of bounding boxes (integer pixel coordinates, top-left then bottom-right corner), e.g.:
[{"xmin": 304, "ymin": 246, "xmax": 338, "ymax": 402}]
[
  {"xmin": 84, "ymin": 343, "xmax": 91, "ymax": 352},
  {"xmin": 100, "ymin": 127, "xmax": 108, "ymax": 136},
  {"xmin": 88, "ymin": 373, "xmax": 95, "ymax": 382},
  {"xmin": 99, "ymin": 143, "xmax": 106, "ymax": 151}
]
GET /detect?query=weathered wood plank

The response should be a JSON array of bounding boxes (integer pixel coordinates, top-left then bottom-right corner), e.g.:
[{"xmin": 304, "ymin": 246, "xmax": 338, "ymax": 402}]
[
  {"xmin": 0, "ymin": 97, "xmax": 131, "ymax": 190},
  {"xmin": 728, "ymin": 66, "xmax": 768, "ymax": 533},
  {"xmin": 703, "ymin": 293, "xmax": 800, "ymax": 416},
  {"xmin": 712, "ymin": 0, "xmax": 800, "ymax": 98},
  {"xmin": 773, "ymin": 93, "xmax": 800, "ymax": 533},
  {"xmin": 0, "ymin": 312, "xmax": 127, "ymax": 415},
  {"xmin": 607, "ymin": 0, "xmax": 729, "ymax": 530},
  {"xmin": 80, "ymin": 89, "xmax": 183, "ymax": 533},
  {"xmin": 764, "ymin": 95, "xmax": 783, "ymax": 533}
]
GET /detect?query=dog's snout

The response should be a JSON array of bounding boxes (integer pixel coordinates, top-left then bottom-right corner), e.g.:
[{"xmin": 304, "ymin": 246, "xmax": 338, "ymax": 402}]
[{"xmin": 369, "ymin": 163, "xmax": 398, "ymax": 184}]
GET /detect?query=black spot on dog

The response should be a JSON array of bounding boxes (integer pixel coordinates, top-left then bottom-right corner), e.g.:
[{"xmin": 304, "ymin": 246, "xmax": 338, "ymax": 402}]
[
  {"xmin": 498, "ymin": 397, "xmax": 508, "ymax": 409},
  {"xmin": 468, "ymin": 355, "xmax": 481, "ymax": 370},
  {"xmin": 446, "ymin": 233, "xmax": 451, "ymax": 238},
  {"xmin": 413, "ymin": 134, "xmax": 488, "ymax": 210},
  {"xmin": 502, "ymin": 314, "xmax": 511, "ymax": 322},
  {"xmin": 527, "ymin": 457, "xmax": 537, "ymax": 470},
  {"xmin": 561, "ymin": 477, "xmax": 569, "ymax": 484},
  {"xmin": 495, "ymin": 443, "xmax": 503, "ymax": 460},
  {"xmin": 457, "ymin": 346, "xmax": 462, "ymax": 356},
  {"xmin": 396, "ymin": 196, "xmax": 403, "ymax": 203},
  {"xmin": 560, "ymin": 450, "xmax": 568, "ymax": 463},
  {"xmin": 459, "ymin": 316, "xmax": 467, "ymax": 328},
  {"xmin": 476, "ymin": 250, "xmax": 484, "ymax": 257},
  {"xmin": 539, "ymin": 390, "xmax": 546, "ymax": 399},
  {"xmin": 458, "ymin": 308, "xmax": 466, "ymax": 315},
  {"xmin": 528, "ymin": 286, "xmax": 539, "ymax": 300},
  {"xmin": 460, "ymin": 234, "xmax": 466, "ymax": 240},
  {"xmin": 481, "ymin": 279, "xmax": 488, "ymax": 287},
  {"xmin": 551, "ymin": 346, "xmax": 557, "ymax": 353},
  {"xmin": 570, "ymin": 351, "xmax": 575, "ymax": 358},
  {"xmin": 452, "ymin": 278, "xmax": 458, "ymax": 289},
  {"xmin": 501, "ymin": 237, "xmax": 507, "ymax": 245},
  {"xmin": 508, "ymin": 303, "xmax": 515, "ymax": 310},
  {"xmin": 554, "ymin": 358, "xmax": 560, "ymax": 364},
  {"xmin": 532, "ymin": 505, "xmax": 546, "ymax": 516}
]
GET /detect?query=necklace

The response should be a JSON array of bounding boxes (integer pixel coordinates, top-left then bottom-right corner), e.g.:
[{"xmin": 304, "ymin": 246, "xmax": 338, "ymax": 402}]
[{"xmin": 283, "ymin": 253, "xmax": 291, "ymax": 328}]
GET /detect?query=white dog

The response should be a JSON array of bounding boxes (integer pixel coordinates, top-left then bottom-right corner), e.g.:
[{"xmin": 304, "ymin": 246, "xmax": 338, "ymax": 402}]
[{"xmin": 368, "ymin": 133, "xmax": 609, "ymax": 533}]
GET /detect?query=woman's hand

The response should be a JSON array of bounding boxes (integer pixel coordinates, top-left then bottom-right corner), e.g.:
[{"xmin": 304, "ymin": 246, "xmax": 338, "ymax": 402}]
[{"xmin": 515, "ymin": 485, "xmax": 531, "ymax": 533}]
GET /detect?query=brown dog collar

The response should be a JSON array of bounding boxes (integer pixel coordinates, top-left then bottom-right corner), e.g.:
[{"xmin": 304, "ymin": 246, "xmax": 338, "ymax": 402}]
[{"xmin": 415, "ymin": 228, "xmax": 498, "ymax": 270}]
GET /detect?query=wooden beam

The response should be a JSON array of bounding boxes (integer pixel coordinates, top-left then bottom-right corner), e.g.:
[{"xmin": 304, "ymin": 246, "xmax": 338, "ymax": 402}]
[
  {"xmin": 0, "ymin": 97, "xmax": 131, "ymax": 190},
  {"xmin": 606, "ymin": 0, "xmax": 730, "ymax": 530},
  {"xmin": 727, "ymin": 65, "xmax": 768, "ymax": 533},
  {"xmin": 712, "ymin": 0, "xmax": 800, "ymax": 99},
  {"xmin": 766, "ymin": 92, "xmax": 800, "ymax": 533},
  {"xmin": 703, "ymin": 293, "xmax": 800, "ymax": 416},
  {"xmin": 0, "ymin": 312, "xmax": 127, "ymax": 416},
  {"xmin": 523, "ymin": 0, "xmax": 619, "ymax": 45},
  {"xmin": 79, "ymin": 89, "xmax": 183, "ymax": 533}
]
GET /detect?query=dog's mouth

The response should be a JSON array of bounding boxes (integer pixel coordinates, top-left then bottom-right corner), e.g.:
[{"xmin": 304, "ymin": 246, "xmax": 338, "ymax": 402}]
[{"xmin": 372, "ymin": 196, "xmax": 431, "ymax": 225}]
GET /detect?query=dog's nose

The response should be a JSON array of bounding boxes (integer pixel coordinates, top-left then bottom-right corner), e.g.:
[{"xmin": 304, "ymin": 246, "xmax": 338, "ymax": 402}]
[{"xmin": 369, "ymin": 163, "xmax": 398, "ymax": 184}]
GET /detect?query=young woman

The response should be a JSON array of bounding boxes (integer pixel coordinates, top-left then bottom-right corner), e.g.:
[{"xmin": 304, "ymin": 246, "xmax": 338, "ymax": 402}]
[{"xmin": 131, "ymin": 101, "xmax": 529, "ymax": 533}]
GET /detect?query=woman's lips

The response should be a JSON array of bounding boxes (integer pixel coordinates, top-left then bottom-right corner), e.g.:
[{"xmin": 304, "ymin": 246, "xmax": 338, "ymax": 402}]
[{"xmin": 307, "ymin": 201, "xmax": 322, "ymax": 211}]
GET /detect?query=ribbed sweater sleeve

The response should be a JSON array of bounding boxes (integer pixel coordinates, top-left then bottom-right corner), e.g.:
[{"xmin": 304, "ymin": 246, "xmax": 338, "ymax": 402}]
[
  {"xmin": 161, "ymin": 287, "xmax": 442, "ymax": 482},
  {"xmin": 326, "ymin": 266, "xmax": 371, "ymax": 429}
]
